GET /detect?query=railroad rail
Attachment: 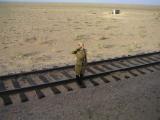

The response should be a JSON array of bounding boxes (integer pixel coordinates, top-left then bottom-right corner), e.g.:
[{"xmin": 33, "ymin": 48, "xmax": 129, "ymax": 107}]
[{"xmin": 0, "ymin": 51, "xmax": 160, "ymax": 106}]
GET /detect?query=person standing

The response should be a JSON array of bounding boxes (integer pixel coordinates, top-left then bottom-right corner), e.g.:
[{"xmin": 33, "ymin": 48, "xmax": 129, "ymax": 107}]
[{"xmin": 72, "ymin": 42, "xmax": 87, "ymax": 86}]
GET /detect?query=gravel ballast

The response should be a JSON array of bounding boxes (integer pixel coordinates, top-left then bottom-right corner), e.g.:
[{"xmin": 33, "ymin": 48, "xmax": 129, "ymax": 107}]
[{"xmin": 0, "ymin": 71, "xmax": 160, "ymax": 120}]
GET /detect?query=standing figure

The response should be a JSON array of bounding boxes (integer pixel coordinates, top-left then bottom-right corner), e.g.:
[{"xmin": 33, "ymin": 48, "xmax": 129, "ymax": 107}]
[{"xmin": 72, "ymin": 42, "xmax": 87, "ymax": 85}]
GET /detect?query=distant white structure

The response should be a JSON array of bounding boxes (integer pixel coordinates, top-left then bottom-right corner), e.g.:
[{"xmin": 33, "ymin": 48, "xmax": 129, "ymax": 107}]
[{"xmin": 112, "ymin": 9, "xmax": 120, "ymax": 15}]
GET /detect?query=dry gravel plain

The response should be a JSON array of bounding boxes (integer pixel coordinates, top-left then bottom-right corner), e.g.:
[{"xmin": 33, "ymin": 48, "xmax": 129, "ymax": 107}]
[{"xmin": 0, "ymin": 3, "xmax": 160, "ymax": 75}]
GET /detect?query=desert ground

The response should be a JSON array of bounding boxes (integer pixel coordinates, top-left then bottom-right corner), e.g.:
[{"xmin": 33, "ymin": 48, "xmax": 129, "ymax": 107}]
[{"xmin": 0, "ymin": 3, "xmax": 160, "ymax": 75}]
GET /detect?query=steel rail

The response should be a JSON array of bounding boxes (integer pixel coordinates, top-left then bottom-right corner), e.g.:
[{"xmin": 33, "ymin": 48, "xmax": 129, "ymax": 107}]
[
  {"xmin": 0, "ymin": 50, "xmax": 160, "ymax": 80},
  {"xmin": 0, "ymin": 60, "xmax": 160, "ymax": 96}
]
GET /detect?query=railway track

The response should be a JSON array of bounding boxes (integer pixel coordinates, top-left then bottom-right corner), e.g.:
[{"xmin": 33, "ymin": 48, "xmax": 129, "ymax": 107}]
[{"xmin": 0, "ymin": 51, "xmax": 160, "ymax": 106}]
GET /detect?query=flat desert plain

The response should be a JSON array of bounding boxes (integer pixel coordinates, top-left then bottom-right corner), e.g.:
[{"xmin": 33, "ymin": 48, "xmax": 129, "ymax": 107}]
[{"xmin": 0, "ymin": 3, "xmax": 160, "ymax": 75}]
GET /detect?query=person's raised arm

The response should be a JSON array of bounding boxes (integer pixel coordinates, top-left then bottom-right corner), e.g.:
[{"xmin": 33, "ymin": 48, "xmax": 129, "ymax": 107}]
[{"xmin": 72, "ymin": 47, "xmax": 81, "ymax": 54}]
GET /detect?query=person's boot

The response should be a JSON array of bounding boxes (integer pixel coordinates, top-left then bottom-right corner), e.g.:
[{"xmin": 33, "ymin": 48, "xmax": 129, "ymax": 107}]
[
  {"xmin": 76, "ymin": 75, "xmax": 85, "ymax": 88},
  {"xmin": 76, "ymin": 75, "xmax": 81, "ymax": 84},
  {"xmin": 79, "ymin": 74, "xmax": 86, "ymax": 88}
]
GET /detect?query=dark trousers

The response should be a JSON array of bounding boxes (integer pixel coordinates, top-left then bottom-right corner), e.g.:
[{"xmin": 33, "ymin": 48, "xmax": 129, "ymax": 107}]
[{"xmin": 76, "ymin": 74, "xmax": 83, "ymax": 85}]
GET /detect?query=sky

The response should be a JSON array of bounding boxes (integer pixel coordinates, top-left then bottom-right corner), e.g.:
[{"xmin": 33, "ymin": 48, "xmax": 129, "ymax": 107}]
[{"xmin": 0, "ymin": 0, "xmax": 160, "ymax": 5}]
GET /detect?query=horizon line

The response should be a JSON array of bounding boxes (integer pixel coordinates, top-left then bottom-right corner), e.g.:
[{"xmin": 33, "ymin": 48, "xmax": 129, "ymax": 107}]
[{"xmin": 0, "ymin": 1, "xmax": 160, "ymax": 6}]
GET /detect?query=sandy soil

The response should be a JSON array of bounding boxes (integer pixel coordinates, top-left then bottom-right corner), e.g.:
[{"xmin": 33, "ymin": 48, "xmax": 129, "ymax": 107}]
[{"xmin": 0, "ymin": 3, "xmax": 160, "ymax": 75}]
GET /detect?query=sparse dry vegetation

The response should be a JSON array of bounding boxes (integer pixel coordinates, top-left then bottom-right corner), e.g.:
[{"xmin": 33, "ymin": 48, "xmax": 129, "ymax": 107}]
[
  {"xmin": 25, "ymin": 36, "xmax": 37, "ymax": 42},
  {"xmin": 126, "ymin": 42, "xmax": 142, "ymax": 53},
  {"xmin": 0, "ymin": 3, "xmax": 159, "ymax": 75},
  {"xmin": 75, "ymin": 34, "xmax": 90, "ymax": 41},
  {"xmin": 99, "ymin": 36, "xmax": 109, "ymax": 40}
]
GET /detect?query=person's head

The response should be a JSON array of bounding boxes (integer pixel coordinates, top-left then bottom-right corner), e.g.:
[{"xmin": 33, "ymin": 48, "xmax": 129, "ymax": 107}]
[{"xmin": 78, "ymin": 42, "xmax": 84, "ymax": 49}]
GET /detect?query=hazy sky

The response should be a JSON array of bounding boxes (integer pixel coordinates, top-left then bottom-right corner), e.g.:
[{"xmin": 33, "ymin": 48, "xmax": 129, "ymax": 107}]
[{"xmin": 0, "ymin": 0, "xmax": 160, "ymax": 5}]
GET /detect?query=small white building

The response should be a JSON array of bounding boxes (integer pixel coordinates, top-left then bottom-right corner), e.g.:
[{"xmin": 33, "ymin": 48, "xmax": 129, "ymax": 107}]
[{"xmin": 112, "ymin": 9, "xmax": 120, "ymax": 15}]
